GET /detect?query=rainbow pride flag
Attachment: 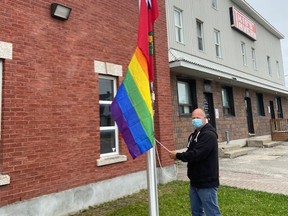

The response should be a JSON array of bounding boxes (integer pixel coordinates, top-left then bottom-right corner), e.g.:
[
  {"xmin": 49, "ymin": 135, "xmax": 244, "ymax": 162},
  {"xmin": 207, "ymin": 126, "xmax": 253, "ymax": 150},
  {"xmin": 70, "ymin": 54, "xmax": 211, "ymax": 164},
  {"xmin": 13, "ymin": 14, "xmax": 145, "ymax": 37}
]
[{"xmin": 111, "ymin": 0, "xmax": 159, "ymax": 159}]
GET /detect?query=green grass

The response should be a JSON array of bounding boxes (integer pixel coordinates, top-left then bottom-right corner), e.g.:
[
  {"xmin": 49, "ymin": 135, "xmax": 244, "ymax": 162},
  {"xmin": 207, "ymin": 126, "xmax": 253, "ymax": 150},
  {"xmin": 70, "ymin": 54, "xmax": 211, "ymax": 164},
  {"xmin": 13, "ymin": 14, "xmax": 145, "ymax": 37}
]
[{"xmin": 72, "ymin": 180, "xmax": 288, "ymax": 216}]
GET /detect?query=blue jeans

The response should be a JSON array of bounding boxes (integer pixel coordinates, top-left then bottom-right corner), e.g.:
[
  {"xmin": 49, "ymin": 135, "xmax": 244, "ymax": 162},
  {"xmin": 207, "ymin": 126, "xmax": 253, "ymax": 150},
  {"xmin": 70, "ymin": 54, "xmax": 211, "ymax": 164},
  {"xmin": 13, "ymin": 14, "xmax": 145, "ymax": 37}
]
[{"xmin": 189, "ymin": 186, "xmax": 221, "ymax": 216}]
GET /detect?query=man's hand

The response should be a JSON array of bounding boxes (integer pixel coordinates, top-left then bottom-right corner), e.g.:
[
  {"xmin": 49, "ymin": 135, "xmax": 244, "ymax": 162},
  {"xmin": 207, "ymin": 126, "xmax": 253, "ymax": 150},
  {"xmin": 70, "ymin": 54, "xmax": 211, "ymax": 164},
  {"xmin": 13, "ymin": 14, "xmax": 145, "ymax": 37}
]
[{"xmin": 169, "ymin": 150, "xmax": 177, "ymax": 160}]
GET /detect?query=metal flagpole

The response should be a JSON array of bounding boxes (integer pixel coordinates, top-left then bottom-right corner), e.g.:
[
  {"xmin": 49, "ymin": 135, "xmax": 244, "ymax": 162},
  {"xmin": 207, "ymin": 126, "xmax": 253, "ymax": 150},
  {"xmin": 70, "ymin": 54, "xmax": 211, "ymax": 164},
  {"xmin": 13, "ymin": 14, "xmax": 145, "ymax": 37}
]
[
  {"xmin": 137, "ymin": 0, "xmax": 159, "ymax": 215},
  {"xmin": 147, "ymin": 146, "xmax": 159, "ymax": 216},
  {"xmin": 147, "ymin": 87, "xmax": 159, "ymax": 216}
]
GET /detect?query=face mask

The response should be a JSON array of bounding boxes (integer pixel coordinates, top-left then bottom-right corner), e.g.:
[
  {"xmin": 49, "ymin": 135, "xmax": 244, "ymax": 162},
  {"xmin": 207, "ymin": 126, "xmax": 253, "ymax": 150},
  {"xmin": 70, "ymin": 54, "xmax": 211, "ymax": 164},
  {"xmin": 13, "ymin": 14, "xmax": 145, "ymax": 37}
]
[{"xmin": 192, "ymin": 119, "xmax": 203, "ymax": 129}]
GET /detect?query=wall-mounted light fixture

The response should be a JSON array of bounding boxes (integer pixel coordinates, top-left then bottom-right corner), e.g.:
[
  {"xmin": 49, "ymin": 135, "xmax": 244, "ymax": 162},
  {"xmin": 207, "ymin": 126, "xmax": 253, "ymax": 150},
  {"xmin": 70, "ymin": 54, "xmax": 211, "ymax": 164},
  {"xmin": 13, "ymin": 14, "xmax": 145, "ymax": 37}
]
[{"xmin": 51, "ymin": 3, "xmax": 72, "ymax": 20}]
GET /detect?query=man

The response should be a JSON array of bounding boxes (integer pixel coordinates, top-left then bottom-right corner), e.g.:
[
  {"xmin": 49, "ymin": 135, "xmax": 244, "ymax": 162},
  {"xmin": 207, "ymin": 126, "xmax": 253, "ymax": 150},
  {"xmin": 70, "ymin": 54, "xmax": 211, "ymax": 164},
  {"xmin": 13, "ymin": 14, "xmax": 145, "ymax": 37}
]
[{"xmin": 169, "ymin": 108, "xmax": 221, "ymax": 216}]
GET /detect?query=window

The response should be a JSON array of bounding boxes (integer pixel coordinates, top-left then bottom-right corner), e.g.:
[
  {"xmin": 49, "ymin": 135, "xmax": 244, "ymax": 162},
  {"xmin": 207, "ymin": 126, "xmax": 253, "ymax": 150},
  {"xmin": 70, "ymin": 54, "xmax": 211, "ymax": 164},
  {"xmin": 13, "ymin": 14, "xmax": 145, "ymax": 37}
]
[
  {"xmin": 196, "ymin": 20, "xmax": 204, "ymax": 51},
  {"xmin": 276, "ymin": 61, "xmax": 280, "ymax": 78},
  {"xmin": 177, "ymin": 79, "xmax": 197, "ymax": 115},
  {"xmin": 0, "ymin": 41, "xmax": 12, "ymax": 186},
  {"xmin": 267, "ymin": 56, "xmax": 272, "ymax": 76},
  {"xmin": 99, "ymin": 76, "xmax": 119, "ymax": 156},
  {"xmin": 174, "ymin": 8, "xmax": 184, "ymax": 43},
  {"xmin": 241, "ymin": 42, "xmax": 247, "ymax": 66},
  {"xmin": 221, "ymin": 86, "xmax": 235, "ymax": 116},
  {"xmin": 276, "ymin": 97, "xmax": 283, "ymax": 118},
  {"xmin": 256, "ymin": 93, "xmax": 265, "ymax": 116},
  {"xmin": 251, "ymin": 48, "xmax": 257, "ymax": 70},
  {"xmin": 212, "ymin": 0, "xmax": 218, "ymax": 9},
  {"xmin": 214, "ymin": 29, "xmax": 221, "ymax": 58}
]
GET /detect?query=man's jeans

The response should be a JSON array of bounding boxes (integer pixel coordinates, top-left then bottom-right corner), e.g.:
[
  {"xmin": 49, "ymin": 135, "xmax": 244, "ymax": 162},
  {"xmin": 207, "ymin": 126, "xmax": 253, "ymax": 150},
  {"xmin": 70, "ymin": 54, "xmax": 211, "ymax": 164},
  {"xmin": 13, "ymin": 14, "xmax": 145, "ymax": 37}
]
[{"xmin": 189, "ymin": 186, "xmax": 221, "ymax": 216}]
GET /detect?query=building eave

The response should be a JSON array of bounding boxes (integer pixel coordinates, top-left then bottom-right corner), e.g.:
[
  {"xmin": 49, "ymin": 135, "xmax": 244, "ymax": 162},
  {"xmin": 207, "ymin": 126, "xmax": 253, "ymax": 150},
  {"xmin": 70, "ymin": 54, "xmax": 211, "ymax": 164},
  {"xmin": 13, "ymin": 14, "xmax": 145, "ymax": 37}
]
[{"xmin": 169, "ymin": 49, "xmax": 288, "ymax": 96}]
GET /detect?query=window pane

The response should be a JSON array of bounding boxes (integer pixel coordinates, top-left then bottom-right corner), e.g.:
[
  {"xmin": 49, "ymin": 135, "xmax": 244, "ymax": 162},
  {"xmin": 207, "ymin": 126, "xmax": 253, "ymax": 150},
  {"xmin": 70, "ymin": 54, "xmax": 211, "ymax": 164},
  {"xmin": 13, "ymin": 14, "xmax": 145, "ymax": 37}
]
[
  {"xmin": 216, "ymin": 45, "xmax": 220, "ymax": 57},
  {"xmin": 276, "ymin": 61, "xmax": 280, "ymax": 78},
  {"xmin": 197, "ymin": 21, "xmax": 204, "ymax": 51},
  {"xmin": 212, "ymin": 0, "xmax": 218, "ymax": 9},
  {"xmin": 177, "ymin": 82, "xmax": 190, "ymax": 104},
  {"xmin": 198, "ymin": 38, "xmax": 203, "ymax": 50},
  {"xmin": 197, "ymin": 22, "xmax": 201, "ymax": 37},
  {"xmin": 176, "ymin": 27, "xmax": 182, "ymax": 42},
  {"xmin": 99, "ymin": 79, "xmax": 114, "ymax": 101},
  {"xmin": 100, "ymin": 104, "xmax": 114, "ymax": 126},
  {"xmin": 99, "ymin": 76, "xmax": 118, "ymax": 156},
  {"xmin": 174, "ymin": 10, "xmax": 181, "ymax": 26},
  {"xmin": 252, "ymin": 48, "xmax": 257, "ymax": 69},
  {"xmin": 267, "ymin": 56, "xmax": 271, "ymax": 75},
  {"xmin": 174, "ymin": 9, "xmax": 183, "ymax": 43},
  {"xmin": 183, "ymin": 106, "xmax": 190, "ymax": 114},
  {"xmin": 256, "ymin": 93, "xmax": 265, "ymax": 116},
  {"xmin": 214, "ymin": 31, "xmax": 219, "ymax": 43},
  {"xmin": 100, "ymin": 130, "xmax": 116, "ymax": 154},
  {"xmin": 221, "ymin": 89, "xmax": 229, "ymax": 107},
  {"xmin": 214, "ymin": 30, "xmax": 221, "ymax": 57},
  {"xmin": 241, "ymin": 43, "xmax": 247, "ymax": 65},
  {"xmin": 222, "ymin": 87, "xmax": 234, "ymax": 116}
]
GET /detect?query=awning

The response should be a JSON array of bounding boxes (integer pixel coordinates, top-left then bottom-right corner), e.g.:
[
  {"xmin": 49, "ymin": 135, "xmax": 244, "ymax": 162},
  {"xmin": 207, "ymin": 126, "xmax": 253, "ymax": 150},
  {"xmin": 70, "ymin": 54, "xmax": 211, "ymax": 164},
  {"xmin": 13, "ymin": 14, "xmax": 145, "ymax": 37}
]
[{"xmin": 169, "ymin": 49, "xmax": 288, "ymax": 96}]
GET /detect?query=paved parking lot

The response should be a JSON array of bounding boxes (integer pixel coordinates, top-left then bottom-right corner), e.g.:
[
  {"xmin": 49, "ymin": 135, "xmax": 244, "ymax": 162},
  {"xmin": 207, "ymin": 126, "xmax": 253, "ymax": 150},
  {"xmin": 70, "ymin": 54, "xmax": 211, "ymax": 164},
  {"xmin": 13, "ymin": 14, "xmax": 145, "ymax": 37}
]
[{"xmin": 177, "ymin": 142, "xmax": 288, "ymax": 195}]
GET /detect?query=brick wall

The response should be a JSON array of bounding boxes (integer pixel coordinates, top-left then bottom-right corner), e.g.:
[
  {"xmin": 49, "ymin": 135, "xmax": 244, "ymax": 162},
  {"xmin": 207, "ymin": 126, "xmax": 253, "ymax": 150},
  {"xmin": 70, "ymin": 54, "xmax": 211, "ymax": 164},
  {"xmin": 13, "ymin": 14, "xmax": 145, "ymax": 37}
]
[
  {"xmin": 0, "ymin": 0, "xmax": 173, "ymax": 206},
  {"xmin": 171, "ymin": 74, "xmax": 191, "ymax": 149},
  {"xmin": 171, "ymin": 74, "xmax": 286, "ymax": 149},
  {"xmin": 153, "ymin": 0, "xmax": 174, "ymax": 166}
]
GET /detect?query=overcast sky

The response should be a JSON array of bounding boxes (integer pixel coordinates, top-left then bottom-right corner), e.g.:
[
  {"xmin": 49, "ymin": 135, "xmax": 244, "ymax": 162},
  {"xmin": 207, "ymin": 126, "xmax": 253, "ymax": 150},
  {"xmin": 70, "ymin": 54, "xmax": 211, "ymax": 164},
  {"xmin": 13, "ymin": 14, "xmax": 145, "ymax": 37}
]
[{"xmin": 245, "ymin": 0, "xmax": 288, "ymax": 86}]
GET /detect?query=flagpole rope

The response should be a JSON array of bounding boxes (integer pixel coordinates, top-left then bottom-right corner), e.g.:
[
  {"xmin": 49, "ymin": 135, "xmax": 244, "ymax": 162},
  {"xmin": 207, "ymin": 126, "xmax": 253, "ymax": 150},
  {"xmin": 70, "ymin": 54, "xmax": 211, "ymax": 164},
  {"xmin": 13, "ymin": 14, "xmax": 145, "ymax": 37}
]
[
  {"xmin": 154, "ymin": 138, "xmax": 171, "ymax": 152},
  {"xmin": 154, "ymin": 138, "xmax": 178, "ymax": 179}
]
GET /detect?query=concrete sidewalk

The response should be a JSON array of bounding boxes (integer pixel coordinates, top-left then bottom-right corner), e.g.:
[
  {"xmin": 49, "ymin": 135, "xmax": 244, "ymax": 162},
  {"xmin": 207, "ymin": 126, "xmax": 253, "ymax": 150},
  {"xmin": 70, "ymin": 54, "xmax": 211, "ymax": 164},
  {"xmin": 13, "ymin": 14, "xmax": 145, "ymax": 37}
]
[{"xmin": 176, "ymin": 142, "xmax": 288, "ymax": 195}]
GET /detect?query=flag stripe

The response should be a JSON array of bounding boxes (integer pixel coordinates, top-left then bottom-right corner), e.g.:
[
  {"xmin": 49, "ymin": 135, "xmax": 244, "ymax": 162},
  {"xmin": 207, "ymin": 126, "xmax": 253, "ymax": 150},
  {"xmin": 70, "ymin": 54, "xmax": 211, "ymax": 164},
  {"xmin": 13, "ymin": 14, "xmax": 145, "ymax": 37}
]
[
  {"xmin": 134, "ymin": 46, "xmax": 149, "ymax": 79},
  {"xmin": 124, "ymin": 51, "xmax": 153, "ymax": 143},
  {"xmin": 123, "ymin": 75, "xmax": 154, "ymax": 144},
  {"xmin": 111, "ymin": 0, "xmax": 158, "ymax": 159},
  {"xmin": 128, "ymin": 48, "xmax": 152, "ymax": 115},
  {"xmin": 111, "ymin": 73, "xmax": 154, "ymax": 158},
  {"xmin": 110, "ymin": 97, "xmax": 141, "ymax": 158}
]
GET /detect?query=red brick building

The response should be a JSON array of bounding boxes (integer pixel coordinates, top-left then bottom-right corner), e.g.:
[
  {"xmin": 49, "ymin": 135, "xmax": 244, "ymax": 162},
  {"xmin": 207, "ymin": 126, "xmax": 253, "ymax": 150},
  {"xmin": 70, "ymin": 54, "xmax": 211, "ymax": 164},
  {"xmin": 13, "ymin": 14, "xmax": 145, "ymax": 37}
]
[{"xmin": 0, "ymin": 1, "xmax": 174, "ymax": 215}]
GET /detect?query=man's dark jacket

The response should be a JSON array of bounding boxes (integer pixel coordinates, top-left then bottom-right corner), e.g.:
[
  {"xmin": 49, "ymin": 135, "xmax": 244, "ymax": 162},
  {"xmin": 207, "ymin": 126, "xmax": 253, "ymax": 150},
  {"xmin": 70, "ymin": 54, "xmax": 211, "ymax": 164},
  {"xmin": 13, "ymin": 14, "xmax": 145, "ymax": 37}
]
[{"xmin": 176, "ymin": 123, "xmax": 219, "ymax": 188}]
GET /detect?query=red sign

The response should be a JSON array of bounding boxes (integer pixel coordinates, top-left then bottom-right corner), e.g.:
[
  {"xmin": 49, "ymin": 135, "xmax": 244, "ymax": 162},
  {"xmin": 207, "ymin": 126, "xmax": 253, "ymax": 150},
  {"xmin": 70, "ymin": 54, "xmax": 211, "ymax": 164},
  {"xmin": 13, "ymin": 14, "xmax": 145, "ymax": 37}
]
[{"xmin": 230, "ymin": 7, "xmax": 257, "ymax": 40}]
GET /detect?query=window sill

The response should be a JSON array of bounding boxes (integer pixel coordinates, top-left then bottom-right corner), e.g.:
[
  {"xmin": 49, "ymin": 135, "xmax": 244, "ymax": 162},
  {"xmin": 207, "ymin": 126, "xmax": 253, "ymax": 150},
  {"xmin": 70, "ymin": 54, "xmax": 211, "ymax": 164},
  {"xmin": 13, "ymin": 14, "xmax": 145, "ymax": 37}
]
[
  {"xmin": 0, "ymin": 174, "xmax": 10, "ymax": 186},
  {"xmin": 223, "ymin": 114, "xmax": 235, "ymax": 117},
  {"xmin": 179, "ymin": 113, "xmax": 192, "ymax": 117},
  {"xmin": 96, "ymin": 155, "xmax": 127, "ymax": 167},
  {"xmin": 176, "ymin": 41, "xmax": 185, "ymax": 45}
]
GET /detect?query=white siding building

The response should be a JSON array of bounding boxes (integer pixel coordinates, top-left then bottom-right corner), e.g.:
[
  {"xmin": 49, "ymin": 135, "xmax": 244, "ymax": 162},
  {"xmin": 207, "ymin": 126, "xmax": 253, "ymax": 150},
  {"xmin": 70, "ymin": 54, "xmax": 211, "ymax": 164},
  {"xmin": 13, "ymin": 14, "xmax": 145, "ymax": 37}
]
[{"xmin": 165, "ymin": 0, "xmax": 288, "ymax": 147}]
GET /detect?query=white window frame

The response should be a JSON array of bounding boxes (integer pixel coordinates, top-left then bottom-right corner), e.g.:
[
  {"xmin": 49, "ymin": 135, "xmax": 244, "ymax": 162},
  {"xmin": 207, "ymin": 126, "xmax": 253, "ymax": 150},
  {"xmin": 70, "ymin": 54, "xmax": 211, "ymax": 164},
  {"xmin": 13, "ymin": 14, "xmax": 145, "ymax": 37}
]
[
  {"xmin": 95, "ymin": 61, "xmax": 127, "ymax": 166},
  {"xmin": 241, "ymin": 42, "xmax": 247, "ymax": 66},
  {"xmin": 177, "ymin": 80, "xmax": 192, "ymax": 115},
  {"xmin": 214, "ymin": 29, "xmax": 222, "ymax": 58},
  {"xmin": 0, "ymin": 41, "xmax": 13, "ymax": 186},
  {"xmin": 267, "ymin": 56, "xmax": 272, "ymax": 76},
  {"xmin": 252, "ymin": 48, "xmax": 257, "ymax": 70},
  {"xmin": 0, "ymin": 60, "xmax": 11, "ymax": 186},
  {"xmin": 174, "ymin": 7, "xmax": 184, "ymax": 43},
  {"xmin": 99, "ymin": 75, "xmax": 119, "ymax": 158},
  {"xmin": 196, "ymin": 19, "xmax": 204, "ymax": 51}
]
